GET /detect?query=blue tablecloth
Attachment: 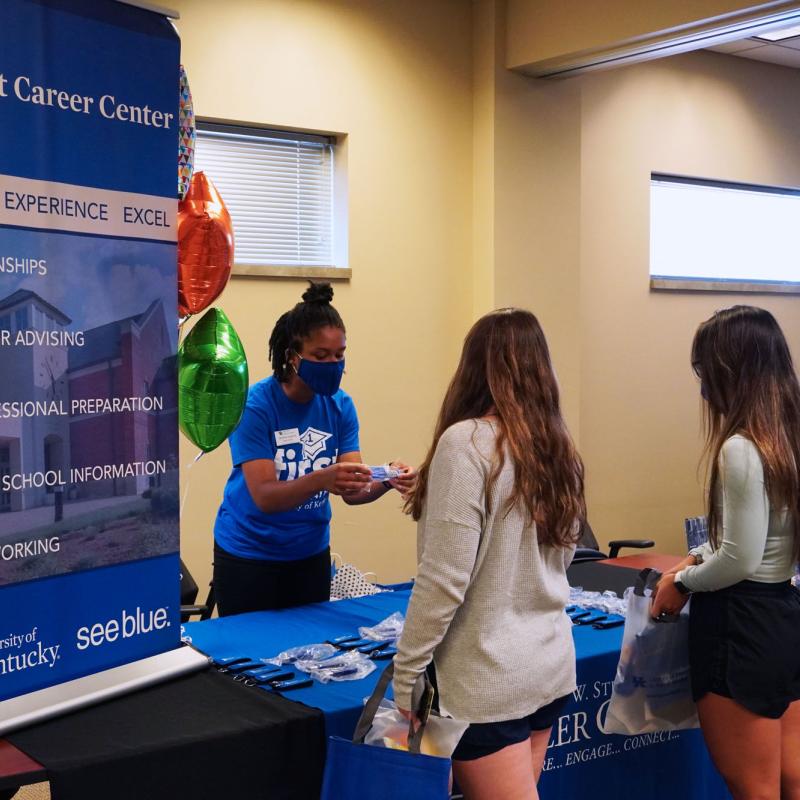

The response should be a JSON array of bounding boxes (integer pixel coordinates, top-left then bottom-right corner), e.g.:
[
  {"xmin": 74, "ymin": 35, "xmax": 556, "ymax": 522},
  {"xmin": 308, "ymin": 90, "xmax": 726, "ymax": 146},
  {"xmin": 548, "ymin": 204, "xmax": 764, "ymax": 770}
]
[{"xmin": 184, "ymin": 588, "xmax": 731, "ymax": 800}]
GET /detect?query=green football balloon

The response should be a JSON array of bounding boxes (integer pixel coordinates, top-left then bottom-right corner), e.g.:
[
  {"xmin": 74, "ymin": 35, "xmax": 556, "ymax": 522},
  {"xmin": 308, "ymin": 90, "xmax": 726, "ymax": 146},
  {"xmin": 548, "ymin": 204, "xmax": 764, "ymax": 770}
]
[{"xmin": 179, "ymin": 307, "xmax": 249, "ymax": 453}]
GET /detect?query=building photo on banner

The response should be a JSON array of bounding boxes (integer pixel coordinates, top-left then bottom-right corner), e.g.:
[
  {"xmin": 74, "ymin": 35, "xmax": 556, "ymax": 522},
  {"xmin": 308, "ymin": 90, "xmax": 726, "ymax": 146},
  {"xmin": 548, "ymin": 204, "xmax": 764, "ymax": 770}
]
[
  {"xmin": 0, "ymin": 0, "xmax": 189, "ymax": 712},
  {"xmin": 1, "ymin": 1, "xmax": 800, "ymax": 800}
]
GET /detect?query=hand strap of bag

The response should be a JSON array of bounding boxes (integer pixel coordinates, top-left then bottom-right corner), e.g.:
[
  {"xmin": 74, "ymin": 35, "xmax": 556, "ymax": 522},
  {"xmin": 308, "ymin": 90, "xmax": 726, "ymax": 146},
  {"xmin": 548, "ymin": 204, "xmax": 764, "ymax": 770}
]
[
  {"xmin": 634, "ymin": 567, "xmax": 662, "ymax": 597},
  {"xmin": 635, "ymin": 567, "xmax": 681, "ymax": 623},
  {"xmin": 352, "ymin": 662, "xmax": 430, "ymax": 754}
]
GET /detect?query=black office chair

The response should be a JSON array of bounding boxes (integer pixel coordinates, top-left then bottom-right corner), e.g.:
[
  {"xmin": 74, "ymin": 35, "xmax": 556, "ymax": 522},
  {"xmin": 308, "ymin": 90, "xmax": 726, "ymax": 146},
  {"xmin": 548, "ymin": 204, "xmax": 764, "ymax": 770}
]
[
  {"xmin": 180, "ymin": 559, "xmax": 216, "ymax": 622},
  {"xmin": 572, "ymin": 520, "xmax": 655, "ymax": 563}
]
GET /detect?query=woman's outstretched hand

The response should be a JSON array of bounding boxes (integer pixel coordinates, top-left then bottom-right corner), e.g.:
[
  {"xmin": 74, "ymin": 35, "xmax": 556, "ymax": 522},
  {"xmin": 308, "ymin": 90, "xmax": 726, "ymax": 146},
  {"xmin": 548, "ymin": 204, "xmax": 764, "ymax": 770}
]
[
  {"xmin": 388, "ymin": 461, "xmax": 416, "ymax": 497},
  {"xmin": 319, "ymin": 462, "xmax": 372, "ymax": 495}
]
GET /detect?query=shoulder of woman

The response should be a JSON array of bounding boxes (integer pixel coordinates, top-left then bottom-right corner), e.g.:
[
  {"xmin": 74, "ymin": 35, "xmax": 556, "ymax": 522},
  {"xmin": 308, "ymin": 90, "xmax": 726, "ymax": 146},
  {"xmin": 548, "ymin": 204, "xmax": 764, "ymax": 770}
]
[
  {"xmin": 438, "ymin": 418, "xmax": 485, "ymax": 443},
  {"xmin": 250, "ymin": 377, "xmax": 278, "ymax": 405},
  {"xmin": 721, "ymin": 434, "xmax": 760, "ymax": 460},
  {"xmin": 324, "ymin": 390, "xmax": 357, "ymax": 424},
  {"xmin": 436, "ymin": 419, "xmax": 495, "ymax": 461},
  {"xmin": 720, "ymin": 435, "xmax": 764, "ymax": 478},
  {"xmin": 244, "ymin": 379, "xmax": 286, "ymax": 426},
  {"xmin": 331, "ymin": 387, "xmax": 355, "ymax": 408}
]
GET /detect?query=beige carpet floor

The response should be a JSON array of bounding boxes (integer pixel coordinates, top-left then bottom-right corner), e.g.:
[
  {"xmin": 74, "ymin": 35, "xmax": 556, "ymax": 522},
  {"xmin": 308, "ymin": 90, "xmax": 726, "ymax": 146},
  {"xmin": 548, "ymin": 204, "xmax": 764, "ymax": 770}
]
[{"xmin": 14, "ymin": 784, "xmax": 50, "ymax": 800}]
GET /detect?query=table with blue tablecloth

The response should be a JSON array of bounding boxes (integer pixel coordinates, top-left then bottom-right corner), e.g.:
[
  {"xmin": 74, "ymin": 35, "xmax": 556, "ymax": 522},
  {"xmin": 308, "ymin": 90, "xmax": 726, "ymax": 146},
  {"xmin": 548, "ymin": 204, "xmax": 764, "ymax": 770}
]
[{"xmin": 184, "ymin": 586, "xmax": 731, "ymax": 800}]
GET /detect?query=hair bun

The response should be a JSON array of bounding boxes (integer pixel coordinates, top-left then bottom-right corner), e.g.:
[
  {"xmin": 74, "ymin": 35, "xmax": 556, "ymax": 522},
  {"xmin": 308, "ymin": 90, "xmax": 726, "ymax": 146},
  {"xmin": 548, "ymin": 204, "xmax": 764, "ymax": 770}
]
[{"xmin": 302, "ymin": 282, "xmax": 334, "ymax": 305}]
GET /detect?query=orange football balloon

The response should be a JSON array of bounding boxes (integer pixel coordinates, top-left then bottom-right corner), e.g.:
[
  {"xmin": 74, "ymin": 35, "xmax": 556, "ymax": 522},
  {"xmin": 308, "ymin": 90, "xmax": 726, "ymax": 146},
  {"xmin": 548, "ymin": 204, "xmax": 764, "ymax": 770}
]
[{"xmin": 178, "ymin": 171, "xmax": 234, "ymax": 317}]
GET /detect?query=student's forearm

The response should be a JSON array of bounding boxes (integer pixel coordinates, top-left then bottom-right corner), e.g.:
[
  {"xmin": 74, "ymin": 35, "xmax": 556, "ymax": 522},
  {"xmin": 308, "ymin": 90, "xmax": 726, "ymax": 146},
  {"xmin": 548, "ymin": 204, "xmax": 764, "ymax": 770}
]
[
  {"xmin": 393, "ymin": 520, "xmax": 479, "ymax": 710},
  {"xmin": 249, "ymin": 471, "xmax": 325, "ymax": 513},
  {"xmin": 679, "ymin": 545, "xmax": 762, "ymax": 592},
  {"xmin": 665, "ymin": 555, "xmax": 698, "ymax": 575},
  {"xmin": 341, "ymin": 480, "xmax": 391, "ymax": 505}
]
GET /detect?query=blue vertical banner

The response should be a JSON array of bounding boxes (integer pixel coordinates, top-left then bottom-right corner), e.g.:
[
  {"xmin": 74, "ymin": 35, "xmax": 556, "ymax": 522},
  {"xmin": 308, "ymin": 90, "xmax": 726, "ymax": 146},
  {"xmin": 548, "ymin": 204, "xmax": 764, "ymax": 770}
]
[{"xmin": 0, "ymin": 0, "xmax": 181, "ymax": 702}]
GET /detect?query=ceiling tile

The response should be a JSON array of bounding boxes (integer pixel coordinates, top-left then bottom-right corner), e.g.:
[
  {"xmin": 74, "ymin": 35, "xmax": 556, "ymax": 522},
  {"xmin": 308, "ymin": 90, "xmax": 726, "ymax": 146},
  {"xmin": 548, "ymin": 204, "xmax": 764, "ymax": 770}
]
[
  {"xmin": 736, "ymin": 43, "xmax": 800, "ymax": 67},
  {"xmin": 773, "ymin": 36, "xmax": 800, "ymax": 50},
  {"xmin": 708, "ymin": 39, "xmax": 764, "ymax": 53}
]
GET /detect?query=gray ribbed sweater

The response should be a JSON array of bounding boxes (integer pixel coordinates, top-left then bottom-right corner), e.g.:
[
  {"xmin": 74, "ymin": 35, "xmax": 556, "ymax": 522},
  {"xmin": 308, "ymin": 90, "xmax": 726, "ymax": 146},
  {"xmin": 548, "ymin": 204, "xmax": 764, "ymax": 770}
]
[{"xmin": 393, "ymin": 419, "xmax": 577, "ymax": 723}]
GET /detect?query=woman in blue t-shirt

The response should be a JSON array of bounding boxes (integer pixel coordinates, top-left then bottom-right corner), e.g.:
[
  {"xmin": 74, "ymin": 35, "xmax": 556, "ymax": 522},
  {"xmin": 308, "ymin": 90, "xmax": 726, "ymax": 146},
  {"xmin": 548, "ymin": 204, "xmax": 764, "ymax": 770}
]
[{"xmin": 214, "ymin": 282, "xmax": 414, "ymax": 615}]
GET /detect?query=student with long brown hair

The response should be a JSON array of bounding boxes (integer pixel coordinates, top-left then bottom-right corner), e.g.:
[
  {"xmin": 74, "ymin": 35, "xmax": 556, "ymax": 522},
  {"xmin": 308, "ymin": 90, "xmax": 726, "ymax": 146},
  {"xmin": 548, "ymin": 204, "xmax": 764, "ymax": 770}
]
[
  {"xmin": 652, "ymin": 306, "xmax": 800, "ymax": 800},
  {"xmin": 393, "ymin": 309, "xmax": 585, "ymax": 800}
]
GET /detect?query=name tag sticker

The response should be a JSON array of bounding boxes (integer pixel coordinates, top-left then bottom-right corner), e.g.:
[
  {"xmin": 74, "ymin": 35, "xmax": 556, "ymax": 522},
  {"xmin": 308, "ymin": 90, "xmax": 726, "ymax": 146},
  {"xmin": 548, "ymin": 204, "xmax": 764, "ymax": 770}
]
[{"xmin": 275, "ymin": 428, "xmax": 301, "ymax": 446}]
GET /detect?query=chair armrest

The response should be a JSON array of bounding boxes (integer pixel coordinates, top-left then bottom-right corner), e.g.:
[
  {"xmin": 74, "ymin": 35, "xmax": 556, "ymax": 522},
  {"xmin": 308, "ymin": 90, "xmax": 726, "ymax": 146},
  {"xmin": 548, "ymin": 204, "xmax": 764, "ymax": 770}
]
[
  {"xmin": 572, "ymin": 547, "xmax": 608, "ymax": 563},
  {"xmin": 180, "ymin": 604, "xmax": 210, "ymax": 623},
  {"xmin": 607, "ymin": 539, "xmax": 655, "ymax": 559}
]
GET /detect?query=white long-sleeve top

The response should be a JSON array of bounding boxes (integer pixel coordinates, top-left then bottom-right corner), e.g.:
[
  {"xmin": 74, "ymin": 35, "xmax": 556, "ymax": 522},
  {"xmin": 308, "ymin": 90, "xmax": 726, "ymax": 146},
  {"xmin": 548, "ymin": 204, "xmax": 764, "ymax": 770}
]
[
  {"xmin": 677, "ymin": 435, "xmax": 796, "ymax": 593},
  {"xmin": 392, "ymin": 419, "xmax": 577, "ymax": 723}
]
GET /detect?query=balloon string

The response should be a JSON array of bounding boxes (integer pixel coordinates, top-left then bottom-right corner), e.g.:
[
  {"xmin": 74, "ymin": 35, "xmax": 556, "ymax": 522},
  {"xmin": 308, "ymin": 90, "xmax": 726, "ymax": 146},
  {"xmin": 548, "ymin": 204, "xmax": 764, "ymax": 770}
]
[
  {"xmin": 179, "ymin": 450, "xmax": 205, "ymax": 519},
  {"xmin": 177, "ymin": 316, "xmax": 190, "ymax": 346}
]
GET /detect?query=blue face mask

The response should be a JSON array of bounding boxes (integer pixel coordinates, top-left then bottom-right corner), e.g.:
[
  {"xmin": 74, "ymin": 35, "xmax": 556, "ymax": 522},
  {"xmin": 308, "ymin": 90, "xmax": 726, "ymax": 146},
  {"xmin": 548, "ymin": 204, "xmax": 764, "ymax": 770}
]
[{"xmin": 296, "ymin": 357, "xmax": 345, "ymax": 396}]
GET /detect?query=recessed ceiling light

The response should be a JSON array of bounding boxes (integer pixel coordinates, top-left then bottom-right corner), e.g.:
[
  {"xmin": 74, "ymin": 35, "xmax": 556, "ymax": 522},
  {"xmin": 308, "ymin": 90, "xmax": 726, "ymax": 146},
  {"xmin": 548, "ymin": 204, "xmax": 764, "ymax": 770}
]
[{"xmin": 755, "ymin": 23, "xmax": 800, "ymax": 41}]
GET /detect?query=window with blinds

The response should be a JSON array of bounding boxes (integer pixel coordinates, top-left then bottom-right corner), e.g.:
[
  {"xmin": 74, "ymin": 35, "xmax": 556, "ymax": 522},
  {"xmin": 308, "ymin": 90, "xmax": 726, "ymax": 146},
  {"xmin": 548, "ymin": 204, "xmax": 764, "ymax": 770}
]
[{"xmin": 194, "ymin": 123, "xmax": 336, "ymax": 269}]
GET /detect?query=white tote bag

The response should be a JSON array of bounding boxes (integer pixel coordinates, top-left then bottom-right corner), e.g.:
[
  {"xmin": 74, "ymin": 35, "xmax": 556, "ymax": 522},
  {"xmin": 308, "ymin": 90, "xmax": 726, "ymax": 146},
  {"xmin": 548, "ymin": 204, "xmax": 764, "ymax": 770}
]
[{"xmin": 603, "ymin": 568, "xmax": 699, "ymax": 734}]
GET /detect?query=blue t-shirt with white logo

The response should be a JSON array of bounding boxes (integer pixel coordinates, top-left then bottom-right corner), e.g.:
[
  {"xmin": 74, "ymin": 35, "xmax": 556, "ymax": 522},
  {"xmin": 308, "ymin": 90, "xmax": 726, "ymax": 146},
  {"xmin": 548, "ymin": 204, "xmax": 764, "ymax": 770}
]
[{"xmin": 214, "ymin": 376, "xmax": 360, "ymax": 561}]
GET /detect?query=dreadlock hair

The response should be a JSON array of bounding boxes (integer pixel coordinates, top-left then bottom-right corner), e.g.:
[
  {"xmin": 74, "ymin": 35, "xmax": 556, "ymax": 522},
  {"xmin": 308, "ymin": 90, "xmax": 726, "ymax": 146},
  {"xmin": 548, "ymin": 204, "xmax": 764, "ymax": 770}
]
[{"xmin": 268, "ymin": 282, "xmax": 346, "ymax": 382}]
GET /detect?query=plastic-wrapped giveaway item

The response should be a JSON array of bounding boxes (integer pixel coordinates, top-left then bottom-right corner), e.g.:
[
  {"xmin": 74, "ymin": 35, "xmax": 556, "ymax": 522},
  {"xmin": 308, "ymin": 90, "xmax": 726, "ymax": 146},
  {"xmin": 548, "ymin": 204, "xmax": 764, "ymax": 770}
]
[
  {"xmin": 359, "ymin": 612, "xmax": 405, "ymax": 642},
  {"xmin": 369, "ymin": 465, "xmax": 403, "ymax": 482},
  {"xmin": 568, "ymin": 586, "xmax": 629, "ymax": 617},
  {"xmin": 296, "ymin": 650, "xmax": 377, "ymax": 683},
  {"xmin": 267, "ymin": 643, "xmax": 338, "ymax": 666},
  {"xmin": 364, "ymin": 699, "xmax": 469, "ymax": 758}
]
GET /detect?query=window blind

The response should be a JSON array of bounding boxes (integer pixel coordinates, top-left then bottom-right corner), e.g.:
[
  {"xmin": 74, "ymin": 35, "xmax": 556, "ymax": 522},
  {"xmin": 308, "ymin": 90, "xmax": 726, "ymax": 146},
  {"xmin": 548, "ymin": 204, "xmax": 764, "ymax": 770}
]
[{"xmin": 194, "ymin": 124, "xmax": 334, "ymax": 267}]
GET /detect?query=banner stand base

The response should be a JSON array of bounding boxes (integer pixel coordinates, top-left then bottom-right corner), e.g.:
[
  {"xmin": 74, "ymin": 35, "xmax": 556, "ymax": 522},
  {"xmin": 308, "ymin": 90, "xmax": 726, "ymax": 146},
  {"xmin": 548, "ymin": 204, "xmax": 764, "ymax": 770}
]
[{"xmin": 0, "ymin": 646, "xmax": 209, "ymax": 737}]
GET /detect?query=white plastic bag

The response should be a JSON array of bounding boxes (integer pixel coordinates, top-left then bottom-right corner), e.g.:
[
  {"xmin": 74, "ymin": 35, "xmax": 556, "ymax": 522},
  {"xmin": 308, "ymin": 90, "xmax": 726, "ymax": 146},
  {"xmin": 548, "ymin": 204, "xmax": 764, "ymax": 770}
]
[
  {"xmin": 364, "ymin": 699, "xmax": 469, "ymax": 758},
  {"xmin": 603, "ymin": 569, "xmax": 699, "ymax": 734}
]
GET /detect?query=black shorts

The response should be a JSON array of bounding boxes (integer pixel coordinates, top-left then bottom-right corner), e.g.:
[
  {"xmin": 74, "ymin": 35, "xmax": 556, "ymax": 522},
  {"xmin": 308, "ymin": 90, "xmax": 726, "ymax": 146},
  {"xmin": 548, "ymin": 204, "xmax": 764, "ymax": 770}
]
[
  {"xmin": 213, "ymin": 543, "xmax": 331, "ymax": 616},
  {"xmin": 689, "ymin": 579, "xmax": 800, "ymax": 719},
  {"xmin": 452, "ymin": 695, "xmax": 571, "ymax": 762}
]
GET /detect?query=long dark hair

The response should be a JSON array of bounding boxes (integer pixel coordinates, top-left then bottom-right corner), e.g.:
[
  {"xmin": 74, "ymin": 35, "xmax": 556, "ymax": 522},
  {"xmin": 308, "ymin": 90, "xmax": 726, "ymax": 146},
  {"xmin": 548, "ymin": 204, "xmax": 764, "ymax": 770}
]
[
  {"xmin": 692, "ymin": 305, "xmax": 800, "ymax": 556},
  {"xmin": 268, "ymin": 282, "xmax": 345, "ymax": 382},
  {"xmin": 405, "ymin": 309, "xmax": 585, "ymax": 548}
]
